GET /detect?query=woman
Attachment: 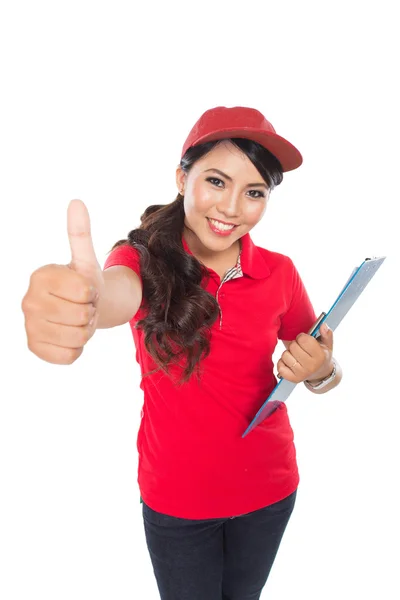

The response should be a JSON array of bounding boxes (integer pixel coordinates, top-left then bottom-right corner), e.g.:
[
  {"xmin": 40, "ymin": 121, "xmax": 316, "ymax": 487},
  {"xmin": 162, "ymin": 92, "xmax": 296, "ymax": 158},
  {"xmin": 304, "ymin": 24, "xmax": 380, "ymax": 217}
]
[{"xmin": 22, "ymin": 106, "xmax": 342, "ymax": 600}]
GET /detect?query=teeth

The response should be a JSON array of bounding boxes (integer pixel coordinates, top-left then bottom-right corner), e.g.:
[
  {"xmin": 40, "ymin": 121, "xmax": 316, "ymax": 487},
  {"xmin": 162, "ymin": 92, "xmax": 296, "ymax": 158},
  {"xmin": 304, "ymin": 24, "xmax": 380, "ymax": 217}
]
[{"xmin": 209, "ymin": 218, "xmax": 235, "ymax": 231}]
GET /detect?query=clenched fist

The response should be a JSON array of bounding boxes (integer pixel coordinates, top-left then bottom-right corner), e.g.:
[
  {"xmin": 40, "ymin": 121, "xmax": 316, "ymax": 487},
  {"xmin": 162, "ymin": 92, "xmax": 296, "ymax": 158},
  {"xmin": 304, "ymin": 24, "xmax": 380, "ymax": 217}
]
[{"xmin": 21, "ymin": 199, "xmax": 106, "ymax": 365}]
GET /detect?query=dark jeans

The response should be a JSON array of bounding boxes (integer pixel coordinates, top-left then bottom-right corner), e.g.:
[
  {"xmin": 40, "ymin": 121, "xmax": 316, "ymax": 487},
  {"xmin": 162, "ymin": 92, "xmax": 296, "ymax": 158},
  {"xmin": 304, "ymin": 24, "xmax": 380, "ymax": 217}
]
[{"xmin": 142, "ymin": 489, "xmax": 297, "ymax": 600}]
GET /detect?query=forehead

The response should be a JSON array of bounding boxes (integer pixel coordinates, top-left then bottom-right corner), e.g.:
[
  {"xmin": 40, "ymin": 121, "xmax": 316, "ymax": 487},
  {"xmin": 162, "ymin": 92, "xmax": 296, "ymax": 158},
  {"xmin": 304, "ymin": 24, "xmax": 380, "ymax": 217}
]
[{"xmin": 191, "ymin": 140, "xmax": 261, "ymax": 179}]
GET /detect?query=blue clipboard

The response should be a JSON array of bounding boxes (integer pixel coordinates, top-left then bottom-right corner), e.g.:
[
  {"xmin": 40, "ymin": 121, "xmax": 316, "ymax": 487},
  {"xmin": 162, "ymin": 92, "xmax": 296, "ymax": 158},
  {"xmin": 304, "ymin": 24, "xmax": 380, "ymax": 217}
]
[{"xmin": 242, "ymin": 256, "xmax": 386, "ymax": 438}]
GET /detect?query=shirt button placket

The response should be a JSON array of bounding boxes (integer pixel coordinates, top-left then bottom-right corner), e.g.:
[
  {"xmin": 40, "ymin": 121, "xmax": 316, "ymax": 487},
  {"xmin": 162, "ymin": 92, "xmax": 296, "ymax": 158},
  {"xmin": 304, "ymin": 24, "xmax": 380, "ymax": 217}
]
[{"xmin": 216, "ymin": 282, "xmax": 224, "ymax": 329}]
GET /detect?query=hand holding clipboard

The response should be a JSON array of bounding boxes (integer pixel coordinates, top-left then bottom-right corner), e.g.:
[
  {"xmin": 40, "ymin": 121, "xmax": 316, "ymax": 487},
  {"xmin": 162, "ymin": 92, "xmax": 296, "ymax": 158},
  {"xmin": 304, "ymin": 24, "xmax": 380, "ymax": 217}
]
[{"xmin": 242, "ymin": 256, "xmax": 386, "ymax": 438}]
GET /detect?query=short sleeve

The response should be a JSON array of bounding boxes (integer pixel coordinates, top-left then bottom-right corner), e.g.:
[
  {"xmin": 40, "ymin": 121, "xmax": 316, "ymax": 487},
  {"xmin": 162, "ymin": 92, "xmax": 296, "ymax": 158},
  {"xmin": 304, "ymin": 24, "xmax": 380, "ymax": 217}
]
[
  {"xmin": 277, "ymin": 258, "xmax": 318, "ymax": 340},
  {"xmin": 103, "ymin": 244, "xmax": 143, "ymax": 285}
]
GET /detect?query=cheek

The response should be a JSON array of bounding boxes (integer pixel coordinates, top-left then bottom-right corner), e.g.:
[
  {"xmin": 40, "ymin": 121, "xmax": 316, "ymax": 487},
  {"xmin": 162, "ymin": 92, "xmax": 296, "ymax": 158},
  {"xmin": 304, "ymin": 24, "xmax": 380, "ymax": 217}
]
[
  {"xmin": 186, "ymin": 181, "xmax": 215, "ymax": 215},
  {"xmin": 244, "ymin": 202, "xmax": 267, "ymax": 224}
]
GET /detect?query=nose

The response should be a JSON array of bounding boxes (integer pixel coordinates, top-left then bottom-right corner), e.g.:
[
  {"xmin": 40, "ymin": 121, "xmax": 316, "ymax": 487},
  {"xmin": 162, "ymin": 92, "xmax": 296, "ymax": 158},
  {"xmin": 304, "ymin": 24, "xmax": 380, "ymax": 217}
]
[{"xmin": 216, "ymin": 190, "xmax": 241, "ymax": 219}]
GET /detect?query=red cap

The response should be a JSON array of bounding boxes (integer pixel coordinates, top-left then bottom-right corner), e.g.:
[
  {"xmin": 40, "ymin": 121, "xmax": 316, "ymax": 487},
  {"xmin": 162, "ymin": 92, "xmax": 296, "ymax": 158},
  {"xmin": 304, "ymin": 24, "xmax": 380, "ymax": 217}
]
[{"xmin": 181, "ymin": 106, "xmax": 303, "ymax": 172}]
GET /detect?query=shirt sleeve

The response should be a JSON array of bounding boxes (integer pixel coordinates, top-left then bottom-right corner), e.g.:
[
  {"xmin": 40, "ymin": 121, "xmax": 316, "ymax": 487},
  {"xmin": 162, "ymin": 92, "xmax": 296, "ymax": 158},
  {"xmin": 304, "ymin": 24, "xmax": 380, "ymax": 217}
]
[
  {"xmin": 277, "ymin": 258, "xmax": 318, "ymax": 340},
  {"xmin": 103, "ymin": 243, "xmax": 143, "ymax": 285}
]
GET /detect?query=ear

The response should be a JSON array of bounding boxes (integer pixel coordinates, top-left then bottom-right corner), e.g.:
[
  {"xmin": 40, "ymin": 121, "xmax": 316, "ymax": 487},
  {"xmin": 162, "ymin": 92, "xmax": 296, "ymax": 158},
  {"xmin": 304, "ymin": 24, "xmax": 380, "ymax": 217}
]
[{"xmin": 176, "ymin": 165, "xmax": 186, "ymax": 194}]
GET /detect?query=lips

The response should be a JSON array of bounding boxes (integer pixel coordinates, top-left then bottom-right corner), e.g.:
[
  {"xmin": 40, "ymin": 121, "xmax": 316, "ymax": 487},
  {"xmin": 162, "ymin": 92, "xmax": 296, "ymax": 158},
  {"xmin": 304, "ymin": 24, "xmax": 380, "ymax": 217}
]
[
  {"xmin": 207, "ymin": 217, "xmax": 237, "ymax": 227},
  {"xmin": 207, "ymin": 218, "xmax": 238, "ymax": 236}
]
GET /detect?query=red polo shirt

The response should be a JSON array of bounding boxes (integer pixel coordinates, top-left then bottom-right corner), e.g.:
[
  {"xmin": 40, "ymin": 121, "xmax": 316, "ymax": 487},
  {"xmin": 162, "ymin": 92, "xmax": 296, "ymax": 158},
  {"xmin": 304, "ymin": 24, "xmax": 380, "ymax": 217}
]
[{"xmin": 103, "ymin": 231, "xmax": 317, "ymax": 519}]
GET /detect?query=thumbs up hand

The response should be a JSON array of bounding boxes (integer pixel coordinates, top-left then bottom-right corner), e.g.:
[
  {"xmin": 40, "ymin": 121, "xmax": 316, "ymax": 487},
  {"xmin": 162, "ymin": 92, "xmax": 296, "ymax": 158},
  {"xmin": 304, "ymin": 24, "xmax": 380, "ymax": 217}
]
[{"xmin": 21, "ymin": 200, "xmax": 105, "ymax": 365}]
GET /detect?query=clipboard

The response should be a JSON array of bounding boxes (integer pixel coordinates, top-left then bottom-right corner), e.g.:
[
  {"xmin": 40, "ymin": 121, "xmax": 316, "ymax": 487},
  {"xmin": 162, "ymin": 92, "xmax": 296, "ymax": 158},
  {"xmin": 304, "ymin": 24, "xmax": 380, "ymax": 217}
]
[{"xmin": 242, "ymin": 256, "xmax": 386, "ymax": 438}]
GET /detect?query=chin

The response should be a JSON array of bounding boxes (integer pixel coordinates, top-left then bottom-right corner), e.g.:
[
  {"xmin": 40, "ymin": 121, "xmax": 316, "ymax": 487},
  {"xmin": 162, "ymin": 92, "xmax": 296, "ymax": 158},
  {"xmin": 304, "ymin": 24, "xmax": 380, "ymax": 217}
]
[{"xmin": 204, "ymin": 229, "xmax": 241, "ymax": 251}]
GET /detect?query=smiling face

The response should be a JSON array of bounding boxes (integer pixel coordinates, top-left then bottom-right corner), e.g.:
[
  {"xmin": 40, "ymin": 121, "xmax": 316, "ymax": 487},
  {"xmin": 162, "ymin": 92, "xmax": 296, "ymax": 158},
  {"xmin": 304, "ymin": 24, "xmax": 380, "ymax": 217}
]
[{"xmin": 176, "ymin": 140, "xmax": 270, "ymax": 261}]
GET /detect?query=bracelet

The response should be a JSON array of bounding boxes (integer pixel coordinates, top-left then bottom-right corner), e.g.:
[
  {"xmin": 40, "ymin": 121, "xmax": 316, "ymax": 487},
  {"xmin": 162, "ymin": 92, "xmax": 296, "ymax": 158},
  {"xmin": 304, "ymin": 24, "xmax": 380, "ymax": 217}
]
[{"xmin": 304, "ymin": 359, "xmax": 337, "ymax": 391}]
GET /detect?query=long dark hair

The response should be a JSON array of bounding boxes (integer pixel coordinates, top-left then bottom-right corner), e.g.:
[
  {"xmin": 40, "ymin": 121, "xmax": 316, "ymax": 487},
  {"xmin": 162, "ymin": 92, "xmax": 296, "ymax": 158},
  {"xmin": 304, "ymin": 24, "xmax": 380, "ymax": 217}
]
[{"xmin": 109, "ymin": 138, "xmax": 283, "ymax": 385}]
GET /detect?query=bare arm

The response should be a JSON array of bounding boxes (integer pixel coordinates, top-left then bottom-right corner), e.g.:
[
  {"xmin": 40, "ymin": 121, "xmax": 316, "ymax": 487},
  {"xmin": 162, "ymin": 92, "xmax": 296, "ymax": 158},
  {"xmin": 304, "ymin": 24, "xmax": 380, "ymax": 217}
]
[{"xmin": 96, "ymin": 265, "xmax": 143, "ymax": 329}]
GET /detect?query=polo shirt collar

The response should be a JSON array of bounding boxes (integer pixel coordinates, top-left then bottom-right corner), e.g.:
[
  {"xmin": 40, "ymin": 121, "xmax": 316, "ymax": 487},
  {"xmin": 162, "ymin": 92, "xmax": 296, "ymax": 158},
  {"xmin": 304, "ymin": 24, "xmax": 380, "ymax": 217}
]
[{"xmin": 181, "ymin": 231, "xmax": 270, "ymax": 280}]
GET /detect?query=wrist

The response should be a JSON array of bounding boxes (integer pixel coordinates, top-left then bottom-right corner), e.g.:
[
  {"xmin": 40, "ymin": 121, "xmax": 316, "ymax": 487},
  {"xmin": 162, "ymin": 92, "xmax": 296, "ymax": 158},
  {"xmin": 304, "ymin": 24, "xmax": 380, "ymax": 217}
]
[
  {"xmin": 306, "ymin": 360, "xmax": 335, "ymax": 384},
  {"xmin": 305, "ymin": 359, "xmax": 337, "ymax": 391}
]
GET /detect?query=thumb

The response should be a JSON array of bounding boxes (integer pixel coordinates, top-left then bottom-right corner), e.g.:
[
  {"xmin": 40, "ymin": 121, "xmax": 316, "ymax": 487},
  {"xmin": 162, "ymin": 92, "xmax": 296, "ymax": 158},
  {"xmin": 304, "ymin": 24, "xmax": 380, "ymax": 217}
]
[
  {"xmin": 67, "ymin": 199, "xmax": 100, "ymax": 273},
  {"xmin": 319, "ymin": 322, "xmax": 334, "ymax": 350}
]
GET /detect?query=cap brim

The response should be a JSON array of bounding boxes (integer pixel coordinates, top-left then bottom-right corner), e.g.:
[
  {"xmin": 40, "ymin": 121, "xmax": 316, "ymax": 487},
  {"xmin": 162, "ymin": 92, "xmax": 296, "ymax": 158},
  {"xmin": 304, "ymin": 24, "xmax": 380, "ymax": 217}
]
[{"xmin": 187, "ymin": 127, "xmax": 303, "ymax": 172}]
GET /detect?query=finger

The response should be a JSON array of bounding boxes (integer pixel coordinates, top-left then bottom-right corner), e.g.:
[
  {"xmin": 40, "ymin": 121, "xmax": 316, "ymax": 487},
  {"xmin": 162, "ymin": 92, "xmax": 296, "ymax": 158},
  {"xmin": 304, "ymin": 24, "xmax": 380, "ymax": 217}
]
[
  {"xmin": 67, "ymin": 199, "xmax": 100, "ymax": 273},
  {"xmin": 31, "ymin": 265, "xmax": 98, "ymax": 305},
  {"xmin": 26, "ymin": 318, "xmax": 97, "ymax": 350},
  {"xmin": 318, "ymin": 323, "xmax": 334, "ymax": 351},
  {"xmin": 41, "ymin": 296, "xmax": 97, "ymax": 327},
  {"xmin": 28, "ymin": 341, "xmax": 84, "ymax": 365},
  {"xmin": 282, "ymin": 343, "xmax": 313, "ymax": 368},
  {"xmin": 277, "ymin": 359, "xmax": 299, "ymax": 382},
  {"xmin": 296, "ymin": 332, "xmax": 325, "ymax": 357}
]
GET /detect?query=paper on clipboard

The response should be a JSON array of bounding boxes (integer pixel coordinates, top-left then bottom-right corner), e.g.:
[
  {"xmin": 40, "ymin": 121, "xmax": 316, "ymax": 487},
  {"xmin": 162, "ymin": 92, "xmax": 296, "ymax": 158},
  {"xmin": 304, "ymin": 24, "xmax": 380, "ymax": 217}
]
[{"xmin": 242, "ymin": 256, "xmax": 386, "ymax": 438}]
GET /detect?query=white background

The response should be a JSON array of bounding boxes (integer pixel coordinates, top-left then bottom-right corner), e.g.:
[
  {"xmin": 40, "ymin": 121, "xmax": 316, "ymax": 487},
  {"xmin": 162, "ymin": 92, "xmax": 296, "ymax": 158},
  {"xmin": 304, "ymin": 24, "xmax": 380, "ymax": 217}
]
[{"xmin": 1, "ymin": 1, "xmax": 399, "ymax": 598}]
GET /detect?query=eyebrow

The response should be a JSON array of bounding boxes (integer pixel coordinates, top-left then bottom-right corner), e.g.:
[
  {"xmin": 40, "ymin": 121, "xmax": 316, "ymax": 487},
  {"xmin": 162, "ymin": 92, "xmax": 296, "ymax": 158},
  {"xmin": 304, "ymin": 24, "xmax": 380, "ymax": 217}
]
[{"xmin": 204, "ymin": 168, "xmax": 268, "ymax": 189}]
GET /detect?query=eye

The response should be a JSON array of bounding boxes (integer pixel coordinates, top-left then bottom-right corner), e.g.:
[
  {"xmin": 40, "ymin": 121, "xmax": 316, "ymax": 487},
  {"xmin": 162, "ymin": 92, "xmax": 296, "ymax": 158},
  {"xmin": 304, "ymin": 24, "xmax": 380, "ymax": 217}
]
[
  {"xmin": 206, "ymin": 177, "xmax": 224, "ymax": 188},
  {"xmin": 206, "ymin": 177, "xmax": 266, "ymax": 199},
  {"xmin": 247, "ymin": 190, "xmax": 266, "ymax": 199}
]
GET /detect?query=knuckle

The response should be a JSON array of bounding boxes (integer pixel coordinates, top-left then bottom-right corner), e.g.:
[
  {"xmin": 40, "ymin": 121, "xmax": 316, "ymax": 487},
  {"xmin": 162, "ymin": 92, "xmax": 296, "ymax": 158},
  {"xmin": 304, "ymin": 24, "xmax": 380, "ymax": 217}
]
[
  {"xmin": 31, "ymin": 264, "xmax": 63, "ymax": 294},
  {"xmin": 56, "ymin": 347, "xmax": 80, "ymax": 365},
  {"xmin": 21, "ymin": 294, "xmax": 35, "ymax": 314},
  {"xmin": 76, "ymin": 283, "xmax": 92, "ymax": 304},
  {"xmin": 21, "ymin": 295, "xmax": 28, "ymax": 313},
  {"xmin": 76, "ymin": 276, "xmax": 94, "ymax": 301},
  {"xmin": 80, "ymin": 305, "xmax": 93, "ymax": 325},
  {"xmin": 63, "ymin": 348, "xmax": 82, "ymax": 364},
  {"xmin": 85, "ymin": 285, "xmax": 94, "ymax": 301},
  {"xmin": 76, "ymin": 327, "xmax": 90, "ymax": 347},
  {"xmin": 31, "ymin": 265, "xmax": 49, "ymax": 282},
  {"xmin": 29, "ymin": 270, "xmax": 40, "ymax": 284}
]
